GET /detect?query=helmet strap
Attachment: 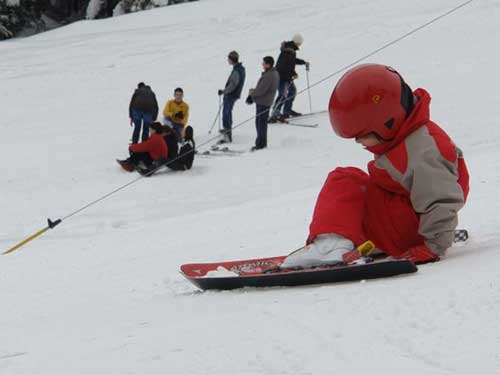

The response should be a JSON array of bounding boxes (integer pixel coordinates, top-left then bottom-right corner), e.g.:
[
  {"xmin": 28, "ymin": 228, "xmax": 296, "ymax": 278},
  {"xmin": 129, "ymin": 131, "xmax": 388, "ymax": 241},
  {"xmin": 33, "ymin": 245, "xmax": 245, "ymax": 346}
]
[{"xmin": 400, "ymin": 79, "xmax": 415, "ymax": 118}]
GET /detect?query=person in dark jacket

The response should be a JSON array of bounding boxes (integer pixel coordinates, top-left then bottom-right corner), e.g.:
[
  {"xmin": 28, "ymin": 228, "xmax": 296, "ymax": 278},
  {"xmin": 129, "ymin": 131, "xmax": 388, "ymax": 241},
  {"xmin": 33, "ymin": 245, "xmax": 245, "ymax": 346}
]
[
  {"xmin": 246, "ymin": 56, "xmax": 280, "ymax": 151},
  {"xmin": 218, "ymin": 51, "xmax": 246, "ymax": 144},
  {"xmin": 269, "ymin": 34, "xmax": 310, "ymax": 123},
  {"xmin": 167, "ymin": 126, "xmax": 195, "ymax": 171},
  {"xmin": 129, "ymin": 82, "xmax": 159, "ymax": 144},
  {"xmin": 162, "ymin": 125, "xmax": 179, "ymax": 161}
]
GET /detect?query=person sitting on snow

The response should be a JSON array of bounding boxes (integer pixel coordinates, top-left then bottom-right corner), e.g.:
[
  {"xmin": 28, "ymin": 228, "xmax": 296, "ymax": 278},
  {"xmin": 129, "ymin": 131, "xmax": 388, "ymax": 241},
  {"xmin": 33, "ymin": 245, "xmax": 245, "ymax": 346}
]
[
  {"xmin": 161, "ymin": 124, "xmax": 179, "ymax": 161},
  {"xmin": 281, "ymin": 64, "xmax": 469, "ymax": 269},
  {"xmin": 167, "ymin": 125, "xmax": 195, "ymax": 171},
  {"xmin": 118, "ymin": 122, "xmax": 168, "ymax": 172},
  {"xmin": 163, "ymin": 87, "xmax": 190, "ymax": 140}
]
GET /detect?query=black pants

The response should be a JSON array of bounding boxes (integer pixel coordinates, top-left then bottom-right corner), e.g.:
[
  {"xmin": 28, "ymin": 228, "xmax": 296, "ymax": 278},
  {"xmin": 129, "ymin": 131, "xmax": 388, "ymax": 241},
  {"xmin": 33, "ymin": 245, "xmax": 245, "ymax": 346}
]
[
  {"xmin": 128, "ymin": 152, "xmax": 153, "ymax": 167},
  {"xmin": 167, "ymin": 160, "xmax": 188, "ymax": 171},
  {"xmin": 222, "ymin": 96, "xmax": 237, "ymax": 141},
  {"xmin": 255, "ymin": 104, "xmax": 270, "ymax": 149},
  {"xmin": 272, "ymin": 80, "xmax": 295, "ymax": 117}
]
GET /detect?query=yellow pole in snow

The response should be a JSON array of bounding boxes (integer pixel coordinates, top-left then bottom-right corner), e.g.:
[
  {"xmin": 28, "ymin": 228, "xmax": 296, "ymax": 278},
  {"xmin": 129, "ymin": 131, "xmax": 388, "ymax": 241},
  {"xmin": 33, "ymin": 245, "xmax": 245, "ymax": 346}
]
[
  {"xmin": 3, "ymin": 227, "xmax": 49, "ymax": 255},
  {"xmin": 2, "ymin": 219, "xmax": 61, "ymax": 255}
]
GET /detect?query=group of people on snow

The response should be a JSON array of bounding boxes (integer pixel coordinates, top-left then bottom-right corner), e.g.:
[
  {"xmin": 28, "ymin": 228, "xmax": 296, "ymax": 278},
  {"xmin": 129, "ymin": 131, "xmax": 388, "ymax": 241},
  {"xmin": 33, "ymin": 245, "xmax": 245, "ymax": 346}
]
[
  {"xmin": 119, "ymin": 83, "xmax": 194, "ymax": 175},
  {"xmin": 218, "ymin": 33, "xmax": 310, "ymax": 150},
  {"xmin": 119, "ymin": 33, "xmax": 310, "ymax": 172},
  {"xmin": 118, "ymin": 33, "xmax": 470, "ymax": 268}
]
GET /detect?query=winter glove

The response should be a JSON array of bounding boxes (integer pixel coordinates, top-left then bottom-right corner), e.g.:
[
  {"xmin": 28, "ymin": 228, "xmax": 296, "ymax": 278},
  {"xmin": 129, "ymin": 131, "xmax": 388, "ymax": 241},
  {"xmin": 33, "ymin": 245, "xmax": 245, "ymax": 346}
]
[
  {"xmin": 305, "ymin": 61, "xmax": 310, "ymax": 71},
  {"xmin": 218, "ymin": 89, "xmax": 224, "ymax": 96},
  {"xmin": 174, "ymin": 111, "xmax": 184, "ymax": 120},
  {"xmin": 397, "ymin": 245, "xmax": 440, "ymax": 265},
  {"xmin": 246, "ymin": 95, "xmax": 254, "ymax": 105}
]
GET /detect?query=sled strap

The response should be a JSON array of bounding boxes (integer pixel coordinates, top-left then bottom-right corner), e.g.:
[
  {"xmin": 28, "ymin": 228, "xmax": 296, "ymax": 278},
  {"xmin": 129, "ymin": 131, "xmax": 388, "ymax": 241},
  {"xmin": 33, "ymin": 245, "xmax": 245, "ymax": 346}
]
[{"xmin": 357, "ymin": 241, "xmax": 376, "ymax": 256}]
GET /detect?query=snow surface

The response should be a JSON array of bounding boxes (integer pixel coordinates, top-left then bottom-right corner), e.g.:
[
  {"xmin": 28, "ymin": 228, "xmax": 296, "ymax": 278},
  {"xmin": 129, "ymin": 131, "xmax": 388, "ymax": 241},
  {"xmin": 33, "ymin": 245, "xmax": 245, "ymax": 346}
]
[{"xmin": 1, "ymin": 0, "xmax": 500, "ymax": 374}]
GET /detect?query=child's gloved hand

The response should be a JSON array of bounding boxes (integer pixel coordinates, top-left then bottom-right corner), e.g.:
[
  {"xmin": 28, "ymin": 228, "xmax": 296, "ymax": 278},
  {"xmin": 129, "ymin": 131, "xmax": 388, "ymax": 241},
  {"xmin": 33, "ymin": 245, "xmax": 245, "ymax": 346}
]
[
  {"xmin": 174, "ymin": 111, "xmax": 184, "ymax": 119},
  {"xmin": 246, "ymin": 95, "xmax": 254, "ymax": 105},
  {"xmin": 398, "ymin": 245, "xmax": 440, "ymax": 264}
]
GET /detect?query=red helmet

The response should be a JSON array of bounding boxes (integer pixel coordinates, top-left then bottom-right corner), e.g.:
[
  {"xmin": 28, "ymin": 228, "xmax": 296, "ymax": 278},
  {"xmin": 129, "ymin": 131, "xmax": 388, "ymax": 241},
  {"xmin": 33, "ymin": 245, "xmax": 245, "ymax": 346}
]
[{"xmin": 329, "ymin": 64, "xmax": 413, "ymax": 140}]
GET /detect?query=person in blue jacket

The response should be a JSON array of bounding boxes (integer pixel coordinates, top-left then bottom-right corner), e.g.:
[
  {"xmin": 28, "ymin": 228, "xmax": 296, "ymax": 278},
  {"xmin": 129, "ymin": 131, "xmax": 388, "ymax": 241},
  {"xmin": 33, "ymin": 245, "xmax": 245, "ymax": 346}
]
[{"xmin": 218, "ymin": 51, "xmax": 246, "ymax": 143}]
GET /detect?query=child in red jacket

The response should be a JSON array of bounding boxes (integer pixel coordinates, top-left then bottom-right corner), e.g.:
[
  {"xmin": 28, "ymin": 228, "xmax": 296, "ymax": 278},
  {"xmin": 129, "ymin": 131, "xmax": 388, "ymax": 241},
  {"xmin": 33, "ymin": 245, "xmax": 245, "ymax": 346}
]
[
  {"xmin": 118, "ymin": 122, "xmax": 168, "ymax": 172},
  {"xmin": 281, "ymin": 64, "xmax": 469, "ymax": 269}
]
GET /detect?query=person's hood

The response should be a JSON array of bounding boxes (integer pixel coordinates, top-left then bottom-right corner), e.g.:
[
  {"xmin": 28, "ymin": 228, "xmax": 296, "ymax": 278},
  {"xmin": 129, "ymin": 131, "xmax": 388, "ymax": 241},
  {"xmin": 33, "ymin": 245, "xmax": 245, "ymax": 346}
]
[
  {"xmin": 366, "ymin": 88, "xmax": 431, "ymax": 155},
  {"xmin": 281, "ymin": 40, "xmax": 298, "ymax": 53}
]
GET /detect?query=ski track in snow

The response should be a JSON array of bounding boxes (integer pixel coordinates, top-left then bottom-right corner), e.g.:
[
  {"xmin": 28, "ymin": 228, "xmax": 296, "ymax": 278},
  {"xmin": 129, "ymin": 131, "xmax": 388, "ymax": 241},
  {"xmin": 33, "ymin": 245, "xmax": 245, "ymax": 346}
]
[{"xmin": 1, "ymin": 0, "xmax": 500, "ymax": 374}]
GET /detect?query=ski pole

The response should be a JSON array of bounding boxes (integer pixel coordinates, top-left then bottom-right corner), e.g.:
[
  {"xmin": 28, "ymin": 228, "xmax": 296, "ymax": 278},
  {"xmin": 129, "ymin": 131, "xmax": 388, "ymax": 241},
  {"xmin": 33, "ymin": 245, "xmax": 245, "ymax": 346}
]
[
  {"xmin": 306, "ymin": 65, "xmax": 313, "ymax": 114},
  {"xmin": 3, "ymin": 218, "xmax": 61, "ymax": 255},
  {"xmin": 208, "ymin": 96, "xmax": 223, "ymax": 134}
]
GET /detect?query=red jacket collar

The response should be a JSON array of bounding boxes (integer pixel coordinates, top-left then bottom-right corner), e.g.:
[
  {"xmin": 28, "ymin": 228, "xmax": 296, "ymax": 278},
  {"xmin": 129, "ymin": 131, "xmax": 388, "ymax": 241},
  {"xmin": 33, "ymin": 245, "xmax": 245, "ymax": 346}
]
[{"xmin": 367, "ymin": 88, "xmax": 431, "ymax": 155}]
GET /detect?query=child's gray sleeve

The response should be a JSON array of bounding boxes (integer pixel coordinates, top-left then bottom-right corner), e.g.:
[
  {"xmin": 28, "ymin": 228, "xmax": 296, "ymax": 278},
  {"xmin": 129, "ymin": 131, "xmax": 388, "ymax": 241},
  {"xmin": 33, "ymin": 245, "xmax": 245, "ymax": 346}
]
[{"xmin": 409, "ymin": 147, "xmax": 466, "ymax": 255}]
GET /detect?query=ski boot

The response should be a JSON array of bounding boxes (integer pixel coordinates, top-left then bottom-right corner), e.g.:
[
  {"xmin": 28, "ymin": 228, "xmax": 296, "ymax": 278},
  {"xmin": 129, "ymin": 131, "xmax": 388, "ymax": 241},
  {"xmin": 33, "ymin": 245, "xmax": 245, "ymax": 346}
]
[
  {"xmin": 268, "ymin": 115, "xmax": 279, "ymax": 124},
  {"xmin": 288, "ymin": 110, "xmax": 302, "ymax": 118},
  {"xmin": 116, "ymin": 159, "xmax": 134, "ymax": 172}
]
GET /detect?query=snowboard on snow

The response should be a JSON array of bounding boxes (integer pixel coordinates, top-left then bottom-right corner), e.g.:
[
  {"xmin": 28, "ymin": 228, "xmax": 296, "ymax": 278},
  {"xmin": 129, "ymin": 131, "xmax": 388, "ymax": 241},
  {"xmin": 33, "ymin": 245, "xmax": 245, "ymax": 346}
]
[
  {"xmin": 180, "ymin": 229, "xmax": 469, "ymax": 291},
  {"xmin": 181, "ymin": 256, "xmax": 417, "ymax": 291}
]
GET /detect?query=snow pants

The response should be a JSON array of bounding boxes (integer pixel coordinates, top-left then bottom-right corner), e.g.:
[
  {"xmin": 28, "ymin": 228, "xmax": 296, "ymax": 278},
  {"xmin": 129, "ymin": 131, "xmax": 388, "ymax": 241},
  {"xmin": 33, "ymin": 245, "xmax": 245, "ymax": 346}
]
[
  {"xmin": 222, "ymin": 96, "xmax": 237, "ymax": 132},
  {"xmin": 308, "ymin": 167, "xmax": 424, "ymax": 257},
  {"xmin": 128, "ymin": 152, "xmax": 153, "ymax": 168},
  {"xmin": 163, "ymin": 117, "xmax": 184, "ymax": 141},
  {"xmin": 272, "ymin": 80, "xmax": 296, "ymax": 117},
  {"xmin": 255, "ymin": 104, "xmax": 270, "ymax": 149},
  {"xmin": 131, "ymin": 110, "xmax": 152, "ymax": 144}
]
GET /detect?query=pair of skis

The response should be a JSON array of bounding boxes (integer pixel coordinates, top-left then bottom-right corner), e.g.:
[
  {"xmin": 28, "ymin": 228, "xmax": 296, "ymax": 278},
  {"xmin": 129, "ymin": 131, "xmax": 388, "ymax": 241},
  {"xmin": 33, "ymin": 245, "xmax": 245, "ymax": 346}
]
[
  {"xmin": 271, "ymin": 116, "xmax": 319, "ymax": 128},
  {"xmin": 273, "ymin": 110, "xmax": 326, "ymax": 128},
  {"xmin": 201, "ymin": 112, "xmax": 322, "ymax": 157},
  {"xmin": 281, "ymin": 121, "xmax": 318, "ymax": 128},
  {"xmin": 180, "ymin": 230, "xmax": 469, "ymax": 291},
  {"xmin": 198, "ymin": 145, "xmax": 246, "ymax": 157}
]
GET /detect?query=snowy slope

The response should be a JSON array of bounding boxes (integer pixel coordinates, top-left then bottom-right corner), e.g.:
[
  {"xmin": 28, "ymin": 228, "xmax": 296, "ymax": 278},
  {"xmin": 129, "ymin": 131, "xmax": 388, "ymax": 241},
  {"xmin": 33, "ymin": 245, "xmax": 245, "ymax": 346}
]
[{"xmin": 1, "ymin": 0, "xmax": 500, "ymax": 374}]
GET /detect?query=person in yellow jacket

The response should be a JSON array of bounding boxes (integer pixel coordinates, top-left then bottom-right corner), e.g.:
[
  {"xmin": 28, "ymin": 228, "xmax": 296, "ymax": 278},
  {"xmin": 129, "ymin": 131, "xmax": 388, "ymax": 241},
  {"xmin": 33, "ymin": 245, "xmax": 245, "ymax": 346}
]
[{"xmin": 163, "ymin": 87, "xmax": 190, "ymax": 139}]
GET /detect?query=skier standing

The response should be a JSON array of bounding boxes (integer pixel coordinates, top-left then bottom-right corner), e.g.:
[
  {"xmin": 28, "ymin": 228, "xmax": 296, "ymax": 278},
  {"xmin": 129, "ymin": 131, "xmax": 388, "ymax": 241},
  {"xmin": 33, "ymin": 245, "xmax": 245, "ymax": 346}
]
[
  {"xmin": 163, "ymin": 87, "xmax": 190, "ymax": 140},
  {"xmin": 129, "ymin": 82, "xmax": 159, "ymax": 144},
  {"xmin": 246, "ymin": 56, "xmax": 280, "ymax": 151},
  {"xmin": 218, "ymin": 51, "xmax": 246, "ymax": 144},
  {"xmin": 281, "ymin": 64, "xmax": 469, "ymax": 269},
  {"xmin": 269, "ymin": 34, "xmax": 310, "ymax": 123}
]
